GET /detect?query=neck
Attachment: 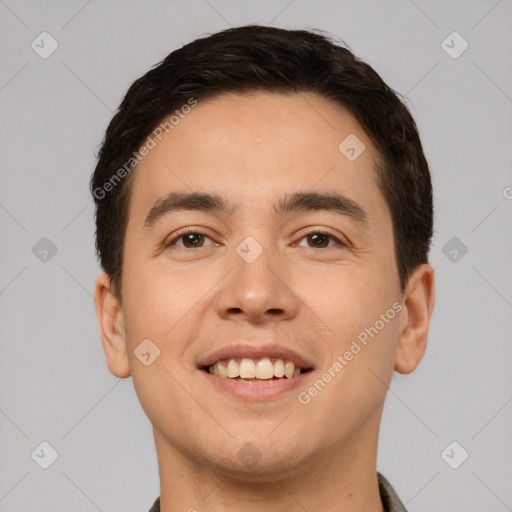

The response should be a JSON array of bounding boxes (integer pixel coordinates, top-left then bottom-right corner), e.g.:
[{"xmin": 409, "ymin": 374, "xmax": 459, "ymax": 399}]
[{"xmin": 154, "ymin": 422, "xmax": 384, "ymax": 512}]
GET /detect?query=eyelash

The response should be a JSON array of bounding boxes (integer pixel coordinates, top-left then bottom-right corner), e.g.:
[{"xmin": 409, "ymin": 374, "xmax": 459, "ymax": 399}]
[{"xmin": 163, "ymin": 227, "xmax": 346, "ymax": 249}]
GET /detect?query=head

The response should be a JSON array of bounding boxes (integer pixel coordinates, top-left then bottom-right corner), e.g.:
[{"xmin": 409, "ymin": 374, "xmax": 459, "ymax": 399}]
[{"xmin": 92, "ymin": 26, "xmax": 434, "ymax": 479}]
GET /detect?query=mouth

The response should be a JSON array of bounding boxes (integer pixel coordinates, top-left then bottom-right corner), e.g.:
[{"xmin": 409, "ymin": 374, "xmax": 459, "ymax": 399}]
[
  {"xmin": 197, "ymin": 344, "xmax": 315, "ymax": 400},
  {"xmin": 201, "ymin": 357, "xmax": 313, "ymax": 382}
]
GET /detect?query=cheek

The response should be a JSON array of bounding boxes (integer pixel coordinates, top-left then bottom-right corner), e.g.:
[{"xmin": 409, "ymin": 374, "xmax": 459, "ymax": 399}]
[
  {"xmin": 303, "ymin": 264, "xmax": 400, "ymax": 373},
  {"xmin": 306, "ymin": 266, "xmax": 389, "ymax": 327},
  {"xmin": 120, "ymin": 270, "xmax": 204, "ymax": 430},
  {"xmin": 121, "ymin": 255, "xmax": 222, "ymax": 380},
  {"xmin": 121, "ymin": 251, "xmax": 199, "ymax": 334},
  {"xmin": 304, "ymin": 296, "xmax": 400, "ymax": 435}
]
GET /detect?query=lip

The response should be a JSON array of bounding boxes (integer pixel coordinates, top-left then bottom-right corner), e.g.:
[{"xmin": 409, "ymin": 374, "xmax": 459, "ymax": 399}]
[
  {"xmin": 200, "ymin": 367, "xmax": 314, "ymax": 400},
  {"xmin": 197, "ymin": 343, "xmax": 315, "ymax": 370}
]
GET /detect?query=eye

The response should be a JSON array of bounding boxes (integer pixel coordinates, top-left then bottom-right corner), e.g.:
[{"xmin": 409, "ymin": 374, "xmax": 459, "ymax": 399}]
[
  {"xmin": 296, "ymin": 230, "xmax": 345, "ymax": 249},
  {"xmin": 164, "ymin": 229, "xmax": 215, "ymax": 249}
]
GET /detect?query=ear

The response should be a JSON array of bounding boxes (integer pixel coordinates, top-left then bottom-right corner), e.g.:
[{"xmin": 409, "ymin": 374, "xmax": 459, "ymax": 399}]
[
  {"xmin": 395, "ymin": 264, "xmax": 435, "ymax": 374},
  {"xmin": 94, "ymin": 273, "xmax": 131, "ymax": 378}
]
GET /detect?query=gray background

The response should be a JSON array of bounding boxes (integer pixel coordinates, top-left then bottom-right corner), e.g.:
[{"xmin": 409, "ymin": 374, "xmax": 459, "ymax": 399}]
[{"xmin": 1, "ymin": 0, "xmax": 511, "ymax": 510}]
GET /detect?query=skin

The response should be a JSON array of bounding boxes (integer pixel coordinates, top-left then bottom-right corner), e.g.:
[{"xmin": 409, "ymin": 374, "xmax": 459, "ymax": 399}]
[{"xmin": 95, "ymin": 91, "xmax": 435, "ymax": 512}]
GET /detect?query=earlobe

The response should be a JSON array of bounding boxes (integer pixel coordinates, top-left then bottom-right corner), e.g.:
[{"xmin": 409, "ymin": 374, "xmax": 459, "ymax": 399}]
[
  {"xmin": 395, "ymin": 264, "xmax": 435, "ymax": 374},
  {"xmin": 94, "ymin": 273, "xmax": 131, "ymax": 378}
]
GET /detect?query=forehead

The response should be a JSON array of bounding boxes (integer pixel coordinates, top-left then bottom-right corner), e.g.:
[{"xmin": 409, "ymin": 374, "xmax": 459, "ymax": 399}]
[{"xmin": 128, "ymin": 91, "xmax": 387, "ymax": 224}]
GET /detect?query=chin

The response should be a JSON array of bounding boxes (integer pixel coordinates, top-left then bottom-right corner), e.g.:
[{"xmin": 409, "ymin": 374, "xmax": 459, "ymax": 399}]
[{"xmin": 201, "ymin": 434, "xmax": 310, "ymax": 481}]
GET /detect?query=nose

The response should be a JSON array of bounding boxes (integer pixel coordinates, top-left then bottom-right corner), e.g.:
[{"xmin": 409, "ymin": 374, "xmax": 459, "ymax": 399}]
[{"xmin": 215, "ymin": 241, "xmax": 299, "ymax": 324}]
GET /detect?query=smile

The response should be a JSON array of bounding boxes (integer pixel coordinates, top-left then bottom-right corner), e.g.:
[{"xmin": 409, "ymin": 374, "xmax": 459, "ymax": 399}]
[
  {"xmin": 198, "ymin": 343, "xmax": 315, "ymax": 399},
  {"xmin": 203, "ymin": 357, "xmax": 312, "ymax": 382}
]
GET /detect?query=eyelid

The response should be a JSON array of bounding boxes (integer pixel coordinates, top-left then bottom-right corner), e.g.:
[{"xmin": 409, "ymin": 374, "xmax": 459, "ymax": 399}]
[
  {"xmin": 162, "ymin": 226, "xmax": 347, "ymax": 250},
  {"xmin": 163, "ymin": 227, "xmax": 217, "ymax": 248},
  {"xmin": 294, "ymin": 227, "xmax": 347, "ymax": 247}
]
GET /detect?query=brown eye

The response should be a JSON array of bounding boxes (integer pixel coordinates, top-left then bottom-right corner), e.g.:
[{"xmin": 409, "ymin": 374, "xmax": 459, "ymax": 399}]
[
  {"xmin": 181, "ymin": 233, "xmax": 205, "ymax": 248},
  {"xmin": 307, "ymin": 233, "xmax": 330, "ymax": 248},
  {"xmin": 165, "ymin": 230, "xmax": 215, "ymax": 249},
  {"xmin": 296, "ymin": 231, "xmax": 344, "ymax": 249}
]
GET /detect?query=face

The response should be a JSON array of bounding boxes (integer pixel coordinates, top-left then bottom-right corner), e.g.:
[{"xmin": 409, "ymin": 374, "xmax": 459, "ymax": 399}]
[{"xmin": 99, "ymin": 91, "xmax": 427, "ymax": 478}]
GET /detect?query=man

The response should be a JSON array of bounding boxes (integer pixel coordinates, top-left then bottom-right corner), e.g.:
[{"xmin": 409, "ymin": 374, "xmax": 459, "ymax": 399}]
[{"xmin": 91, "ymin": 25, "xmax": 435, "ymax": 511}]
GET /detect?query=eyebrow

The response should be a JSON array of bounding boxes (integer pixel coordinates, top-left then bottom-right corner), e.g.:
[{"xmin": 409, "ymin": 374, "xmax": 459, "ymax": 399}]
[{"xmin": 142, "ymin": 191, "xmax": 368, "ymax": 232}]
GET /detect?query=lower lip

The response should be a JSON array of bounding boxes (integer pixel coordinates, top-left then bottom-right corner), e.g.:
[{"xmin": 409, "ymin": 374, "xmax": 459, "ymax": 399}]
[{"xmin": 200, "ymin": 369, "xmax": 312, "ymax": 400}]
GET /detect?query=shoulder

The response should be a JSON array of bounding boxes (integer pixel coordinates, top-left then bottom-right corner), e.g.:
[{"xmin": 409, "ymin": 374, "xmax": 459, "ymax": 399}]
[
  {"xmin": 378, "ymin": 473, "xmax": 408, "ymax": 512},
  {"xmin": 147, "ymin": 496, "xmax": 160, "ymax": 512}
]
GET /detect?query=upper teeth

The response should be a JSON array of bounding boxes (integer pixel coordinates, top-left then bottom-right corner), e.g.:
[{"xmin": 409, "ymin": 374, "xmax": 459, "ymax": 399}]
[{"xmin": 208, "ymin": 357, "xmax": 302, "ymax": 379}]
